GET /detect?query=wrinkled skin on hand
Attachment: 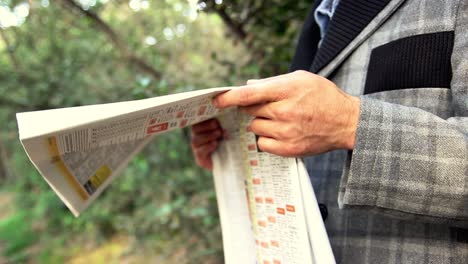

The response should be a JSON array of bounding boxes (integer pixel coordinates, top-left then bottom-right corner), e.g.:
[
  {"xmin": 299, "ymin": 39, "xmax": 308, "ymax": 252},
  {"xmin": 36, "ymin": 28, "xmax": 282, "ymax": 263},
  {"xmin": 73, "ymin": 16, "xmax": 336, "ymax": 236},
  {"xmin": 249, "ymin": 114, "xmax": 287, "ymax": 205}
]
[
  {"xmin": 190, "ymin": 70, "xmax": 360, "ymax": 170},
  {"xmin": 213, "ymin": 70, "xmax": 360, "ymax": 157}
]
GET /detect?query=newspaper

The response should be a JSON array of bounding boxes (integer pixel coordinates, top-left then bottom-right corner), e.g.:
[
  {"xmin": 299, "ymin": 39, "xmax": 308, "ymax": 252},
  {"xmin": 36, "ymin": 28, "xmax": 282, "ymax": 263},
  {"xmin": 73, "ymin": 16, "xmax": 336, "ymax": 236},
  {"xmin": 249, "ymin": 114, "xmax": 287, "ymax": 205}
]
[{"xmin": 16, "ymin": 87, "xmax": 335, "ymax": 263}]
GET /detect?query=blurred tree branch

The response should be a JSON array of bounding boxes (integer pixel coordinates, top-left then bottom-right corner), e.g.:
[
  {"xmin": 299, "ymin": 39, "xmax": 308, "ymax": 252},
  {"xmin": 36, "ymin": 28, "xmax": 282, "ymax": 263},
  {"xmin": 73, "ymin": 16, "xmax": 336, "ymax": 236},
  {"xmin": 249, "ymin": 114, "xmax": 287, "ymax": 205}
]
[
  {"xmin": 60, "ymin": 0, "xmax": 162, "ymax": 80},
  {"xmin": 0, "ymin": 141, "xmax": 12, "ymax": 181},
  {"xmin": 201, "ymin": 0, "xmax": 267, "ymax": 61},
  {"xmin": 202, "ymin": 0, "xmax": 266, "ymax": 43},
  {"xmin": 215, "ymin": 6, "xmax": 248, "ymax": 41},
  {"xmin": 200, "ymin": 0, "xmax": 314, "ymax": 76},
  {"xmin": 242, "ymin": 0, "xmax": 267, "ymax": 26},
  {"xmin": 200, "ymin": 0, "xmax": 274, "ymax": 68},
  {"xmin": 0, "ymin": 97, "xmax": 29, "ymax": 109}
]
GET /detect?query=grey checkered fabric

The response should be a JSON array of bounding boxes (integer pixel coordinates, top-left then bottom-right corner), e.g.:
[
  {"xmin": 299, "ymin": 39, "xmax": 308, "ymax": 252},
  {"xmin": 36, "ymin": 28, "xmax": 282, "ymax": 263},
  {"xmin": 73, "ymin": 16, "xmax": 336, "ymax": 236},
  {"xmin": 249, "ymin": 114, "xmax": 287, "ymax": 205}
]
[{"xmin": 304, "ymin": 0, "xmax": 468, "ymax": 263}]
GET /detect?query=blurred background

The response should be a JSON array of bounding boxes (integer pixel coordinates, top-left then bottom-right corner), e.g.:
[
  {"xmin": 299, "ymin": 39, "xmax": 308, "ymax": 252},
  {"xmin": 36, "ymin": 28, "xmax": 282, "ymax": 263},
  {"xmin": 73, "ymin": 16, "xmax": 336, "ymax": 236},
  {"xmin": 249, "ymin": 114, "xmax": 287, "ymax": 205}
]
[{"xmin": 0, "ymin": 0, "xmax": 313, "ymax": 263}]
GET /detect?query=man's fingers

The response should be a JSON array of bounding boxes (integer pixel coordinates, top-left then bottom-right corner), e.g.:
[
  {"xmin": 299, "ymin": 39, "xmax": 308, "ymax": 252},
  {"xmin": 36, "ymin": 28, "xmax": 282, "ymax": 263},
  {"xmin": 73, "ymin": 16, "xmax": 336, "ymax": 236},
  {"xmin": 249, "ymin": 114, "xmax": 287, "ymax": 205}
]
[
  {"xmin": 246, "ymin": 79, "xmax": 261, "ymax": 85},
  {"xmin": 248, "ymin": 118, "xmax": 281, "ymax": 138},
  {"xmin": 246, "ymin": 73, "xmax": 289, "ymax": 85},
  {"xmin": 191, "ymin": 119, "xmax": 224, "ymax": 170},
  {"xmin": 214, "ymin": 80, "xmax": 287, "ymax": 109},
  {"xmin": 191, "ymin": 130, "xmax": 222, "ymax": 147},
  {"xmin": 193, "ymin": 140, "xmax": 218, "ymax": 156},
  {"xmin": 193, "ymin": 141, "xmax": 219, "ymax": 170},
  {"xmin": 256, "ymin": 137, "xmax": 295, "ymax": 157},
  {"xmin": 192, "ymin": 119, "xmax": 221, "ymax": 134},
  {"xmin": 242, "ymin": 102, "xmax": 281, "ymax": 119}
]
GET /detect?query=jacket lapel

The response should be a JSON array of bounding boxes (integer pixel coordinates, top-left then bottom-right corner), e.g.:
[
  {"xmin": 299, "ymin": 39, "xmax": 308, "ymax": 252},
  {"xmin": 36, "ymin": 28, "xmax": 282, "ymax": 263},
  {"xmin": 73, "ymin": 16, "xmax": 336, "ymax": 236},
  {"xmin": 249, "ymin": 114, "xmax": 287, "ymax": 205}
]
[
  {"xmin": 310, "ymin": 0, "xmax": 407, "ymax": 77},
  {"xmin": 289, "ymin": 0, "xmax": 323, "ymax": 72}
]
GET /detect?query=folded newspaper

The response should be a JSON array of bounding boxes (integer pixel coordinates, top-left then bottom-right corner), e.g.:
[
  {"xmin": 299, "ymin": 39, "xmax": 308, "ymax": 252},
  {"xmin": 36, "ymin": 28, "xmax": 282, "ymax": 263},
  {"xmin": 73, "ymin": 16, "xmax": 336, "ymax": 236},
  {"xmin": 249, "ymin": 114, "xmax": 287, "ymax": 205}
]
[{"xmin": 16, "ymin": 87, "xmax": 335, "ymax": 264}]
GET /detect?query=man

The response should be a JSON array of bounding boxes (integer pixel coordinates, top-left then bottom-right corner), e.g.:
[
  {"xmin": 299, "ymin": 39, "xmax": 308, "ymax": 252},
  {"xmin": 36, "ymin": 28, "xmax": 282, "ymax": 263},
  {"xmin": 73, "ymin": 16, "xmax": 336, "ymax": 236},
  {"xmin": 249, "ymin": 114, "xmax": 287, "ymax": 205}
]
[{"xmin": 192, "ymin": 0, "xmax": 468, "ymax": 263}]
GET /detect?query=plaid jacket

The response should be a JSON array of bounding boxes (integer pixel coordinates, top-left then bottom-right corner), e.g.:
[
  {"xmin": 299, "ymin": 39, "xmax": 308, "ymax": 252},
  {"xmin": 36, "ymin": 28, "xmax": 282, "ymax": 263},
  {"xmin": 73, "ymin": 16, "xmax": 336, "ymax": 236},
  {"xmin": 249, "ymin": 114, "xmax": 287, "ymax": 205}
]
[{"xmin": 291, "ymin": 0, "xmax": 468, "ymax": 263}]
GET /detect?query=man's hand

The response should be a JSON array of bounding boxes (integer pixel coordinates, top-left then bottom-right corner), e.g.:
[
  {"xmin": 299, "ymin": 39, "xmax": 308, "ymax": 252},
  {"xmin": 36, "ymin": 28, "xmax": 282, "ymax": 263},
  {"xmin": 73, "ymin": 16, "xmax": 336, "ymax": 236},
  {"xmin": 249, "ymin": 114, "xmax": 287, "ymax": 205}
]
[
  {"xmin": 213, "ymin": 70, "xmax": 360, "ymax": 157},
  {"xmin": 191, "ymin": 119, "xmax": 225, "ymax": 170}
]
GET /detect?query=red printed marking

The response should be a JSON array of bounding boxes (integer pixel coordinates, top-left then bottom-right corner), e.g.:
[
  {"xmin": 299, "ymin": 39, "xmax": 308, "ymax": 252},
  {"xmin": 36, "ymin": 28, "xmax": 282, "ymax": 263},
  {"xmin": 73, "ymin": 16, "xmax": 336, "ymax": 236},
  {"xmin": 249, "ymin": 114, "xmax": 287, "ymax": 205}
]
[
  {"xmin": 271, "ymin": 240, "xmax": 279, "ymax": 248},
  {"xmin": 179, "ymin": 119, "xmax": 188, "ymax": 128},
  {"xmin": 277, "ymin": 208, "xmax": 285, "ymax": 215},
  {"xmin": 252, "ymin": 178, "xmax": 261, "ymax": 185},
  {"xmin": 255, "ymin": 239, "xmax": 259, "ymax": 245},
  {"xmin": 255, "ymin": 197, "xmax": 263, "ymax": 203},
  {"xmin": 265, "ymin": 197, "xmax": 274, "ymax": 204},
  {"xmin": 197, "ymin": 105, "xmax": 207, "ymax": 116},
  {"xmin": 261, "ymin": 241, "xmax": 269, "ymax": 248},
  {"xmin": 176, "ymin": 111, "xmax": 185, "ymax": 118},
  {"xmin": 258, "ymin": 220, "xmax": 267, "ymax": 227},
  {"xmin": 268, "ymin": 216, "xmax": 276, "ymax": 223},
  {"xmin": 273, "ymin": 259, "xmax": 281, "ymax": 264},
  {"xmin": 263, "ymin": 261, "xmax": 271, "ymax": 264},
  {"xmin": 286, "ymin": 204, "xmax": 296, "ymax": 213},
  {"xmin": 248, "ymin": 144, "xmax": 257, "ymax": 151},
  {"xmin": 146, "ymin": 122, "xmax": 168, "ymax": 135},
  {"xmin": 250, "ymin": 160, "xmax": 258, "ymax": 166}
]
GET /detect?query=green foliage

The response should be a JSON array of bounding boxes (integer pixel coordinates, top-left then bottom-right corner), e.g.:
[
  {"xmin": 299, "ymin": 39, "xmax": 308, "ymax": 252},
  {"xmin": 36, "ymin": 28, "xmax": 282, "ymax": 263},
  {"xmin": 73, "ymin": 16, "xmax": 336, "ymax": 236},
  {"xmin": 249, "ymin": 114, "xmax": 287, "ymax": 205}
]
[
  {"xmin": 0, "ymin": 211, "xmax": 37, "ymax": 262},
  {"xmin": 0, "ymin": 0, "xmax": 314, "ymax": 262},
  {"xmin": 200, "ymin": 0, "xmax": 314, "ymax": 76}
]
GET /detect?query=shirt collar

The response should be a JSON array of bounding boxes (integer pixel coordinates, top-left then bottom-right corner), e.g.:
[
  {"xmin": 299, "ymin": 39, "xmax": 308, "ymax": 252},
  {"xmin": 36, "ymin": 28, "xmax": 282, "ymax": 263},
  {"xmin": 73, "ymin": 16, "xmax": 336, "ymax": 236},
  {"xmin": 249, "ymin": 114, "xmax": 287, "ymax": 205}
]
[{"xmin": 314, "ymin": 0, "xmax": 341, "ymax": 39}]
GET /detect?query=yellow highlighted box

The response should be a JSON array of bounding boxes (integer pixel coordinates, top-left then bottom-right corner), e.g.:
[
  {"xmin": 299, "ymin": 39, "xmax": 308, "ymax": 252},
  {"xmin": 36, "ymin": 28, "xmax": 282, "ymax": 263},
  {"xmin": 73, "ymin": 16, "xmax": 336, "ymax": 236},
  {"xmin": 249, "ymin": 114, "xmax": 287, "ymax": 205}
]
[
  {"xmin": 47, "ymin": 137, "xmax": 89, "ymax": 200},
  {"xmin": 89, "ymin": 165, "xmax": 112, "ymax": 189}
]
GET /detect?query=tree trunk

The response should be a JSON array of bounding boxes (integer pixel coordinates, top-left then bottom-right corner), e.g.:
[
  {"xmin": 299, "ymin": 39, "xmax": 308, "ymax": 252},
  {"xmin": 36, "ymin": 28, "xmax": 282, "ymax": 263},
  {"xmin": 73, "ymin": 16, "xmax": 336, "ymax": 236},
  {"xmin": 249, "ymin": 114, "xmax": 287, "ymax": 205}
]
[{"xmin": 0, "ymin": 140, "xmax": 12, "ymax": 181}]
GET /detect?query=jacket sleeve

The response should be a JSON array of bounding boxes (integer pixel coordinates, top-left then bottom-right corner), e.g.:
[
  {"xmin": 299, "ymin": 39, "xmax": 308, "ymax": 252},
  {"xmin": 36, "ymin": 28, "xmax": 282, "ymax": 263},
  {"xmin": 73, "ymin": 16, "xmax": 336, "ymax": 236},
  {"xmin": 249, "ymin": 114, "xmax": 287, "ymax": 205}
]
[{"xmin": 338, "ymin": 1, "xmax": 468, "ymax": 228}]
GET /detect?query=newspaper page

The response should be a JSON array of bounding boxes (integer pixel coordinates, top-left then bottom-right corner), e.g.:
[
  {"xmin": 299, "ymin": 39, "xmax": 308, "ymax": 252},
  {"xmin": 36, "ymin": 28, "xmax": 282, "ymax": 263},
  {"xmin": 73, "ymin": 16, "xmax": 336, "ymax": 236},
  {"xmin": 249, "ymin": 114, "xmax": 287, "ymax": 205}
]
[
  {"xmin": 16, "ymin": 87, "xmax": 230, "ymax": 216},
  {"xmin": 213, "ymin": 110, "xmax": 335, "ymax": 264},
  {"xmin": 297, "ymin": 159, "xmax": 336, "ymax": 264}
]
